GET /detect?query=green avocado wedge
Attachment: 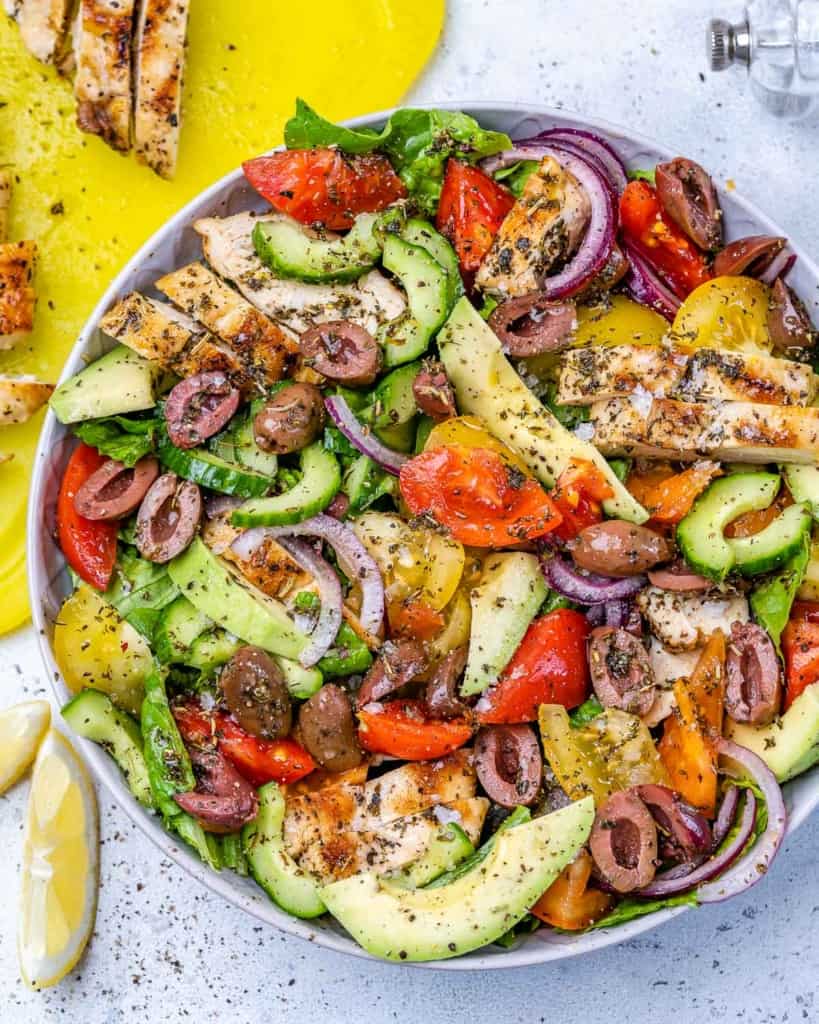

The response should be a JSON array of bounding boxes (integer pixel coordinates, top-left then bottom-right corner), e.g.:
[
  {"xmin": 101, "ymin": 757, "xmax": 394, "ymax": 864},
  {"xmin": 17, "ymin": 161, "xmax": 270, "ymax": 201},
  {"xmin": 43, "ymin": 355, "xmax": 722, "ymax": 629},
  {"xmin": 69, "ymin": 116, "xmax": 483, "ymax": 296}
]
[
  {"xmin": 437, "ymin": 298, "xmax": 647, "ymax": 523},
  {"xmin": 319, "ymin": 797, "xmax": 594, "ymax": 962},
  {"xmin": 726, "ymin": 683, "xmax": 819, "ymax": 782}
]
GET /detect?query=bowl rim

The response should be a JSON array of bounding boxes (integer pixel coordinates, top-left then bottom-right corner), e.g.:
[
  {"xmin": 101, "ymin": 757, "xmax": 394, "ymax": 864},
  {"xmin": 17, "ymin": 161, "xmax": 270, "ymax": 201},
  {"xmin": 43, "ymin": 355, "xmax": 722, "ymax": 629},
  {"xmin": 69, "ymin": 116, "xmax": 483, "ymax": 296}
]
[{"xmin": 27, "ymin": 99, "xmax": 819, "ymax": 971}]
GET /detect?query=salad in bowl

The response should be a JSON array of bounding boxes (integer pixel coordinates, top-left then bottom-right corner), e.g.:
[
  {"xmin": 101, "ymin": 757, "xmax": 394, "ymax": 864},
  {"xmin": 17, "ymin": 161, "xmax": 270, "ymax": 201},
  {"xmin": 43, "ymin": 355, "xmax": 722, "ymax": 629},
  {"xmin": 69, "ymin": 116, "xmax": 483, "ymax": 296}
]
[{"xmin": 39, "ymin": 100, "xmax": 819, "ymax": 964}]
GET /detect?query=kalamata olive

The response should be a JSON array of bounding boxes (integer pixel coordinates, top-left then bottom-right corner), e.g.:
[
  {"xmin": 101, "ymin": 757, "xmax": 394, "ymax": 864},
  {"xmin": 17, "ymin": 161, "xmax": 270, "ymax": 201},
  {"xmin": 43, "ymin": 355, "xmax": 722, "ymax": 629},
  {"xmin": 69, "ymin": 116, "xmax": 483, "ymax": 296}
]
[
  {"xmin": 413, "ymin": 360, "xmax": 457, "ymax": 422},
  {"xmin": 219, "ymin": 645, "xmax": 292, "ymax": 739},
  {"xmin": 164, "ymin": 371, "xmax": 241, "ymax": 449},
  {"xmin": 588, "ymin": 626, "xmax": 656, "ymax": 717},
  {"xmin": 767, "ymin": 278, "xmax": 817, "ymax": 357},
  {"xmin": 583, "ymin": 243, "xmax": 630, "ymax": 296},
  {"xmin": 253, "ymin": 382, "xmax": 325, "ymax": 454},
  {"xmin": 356, "ymin": 639, "xmax": 428, "ymax": 707},
  {"xmin": 298, "ymin": 683, "xmax": 363, "ymax": 771},
  {"xmin": 725, "ymin": 621, "xmax": 782, "ymax": 726},
  {"xmin": 325, "ymin": 492, "xmax": 350, "ymax": 520},
  {"xmin": 135, "ymin": 472, "xmax": 202, "ymax": 563},
  {"xmin": 474, "ymin": 724, "xmax": 542, "ymax": 808},
  {"xmin": 635, "ymin": 784, "xmax": 711, "ymax": 864},
  {"xmin": 488, "ymin": 293, "xmax": 577, "ymax": 357},
  {"xmin": 713, "ymin": 235, "xmax": 787, "ymax": 278},
  {"xmin": 425, "ymin": 646, "xmax": 468, "ymax": 719},
  {"xmin": 74, "ymin": 456, "xmax": 159, "ymax": 521},
  {"xmin": 589, "ymin": 789, "xmax": 658, "ymax": 893},
  {"xmin": 569, "ymin": 521, "xmax": 671, "ymax": 577},
  {"xmin": 174, "ymin": 747, "xmax": 259, "ymax": 833},
  {"xmin": 299, "ymin": 320, "xmax": 382, "ymax": 387},
  {"xmin": 655, "ymin": 157, "xmax": 722, "ymax": 251}
]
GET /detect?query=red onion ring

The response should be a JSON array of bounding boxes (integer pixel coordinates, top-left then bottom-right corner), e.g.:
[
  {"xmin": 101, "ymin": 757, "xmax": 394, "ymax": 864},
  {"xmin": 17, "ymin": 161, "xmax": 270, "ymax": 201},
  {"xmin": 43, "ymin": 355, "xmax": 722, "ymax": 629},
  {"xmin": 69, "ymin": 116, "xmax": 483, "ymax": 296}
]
[
  {"xmin": 324, "ymin": 394, "xmax": 408, "ymax": 476},
  {"xmin": 697, "ymin": 738, "xmax": 788, "ymax": 904},
  {"xmin": 604, "ymin": 600, "xmax": 630, "ymax": 628},
  {"xmin": 711, "ymin": 785, "xmax": 741, "ymax": 848},
  {"xmin": 533, "ymin": 128, "xmax": 629, "ymax": 194},
  {"xmin": 621, "ymin": 239, "xmax": 682, "ymax": 321},
  {"xmin": 204, "ymin": 493, "xmax": 243, "ymax": 519},
  {"xmin": 543, "ymin": 554, "xmax": 646, "ymax": 604},
  {"xmin": 231, "ymin": 514, "xmax": 384, "ymax": 637},
  {"xmin": 759, "ymin": 247, "xmax": 797, "ymax": 285},
  {"xmin": 275, "ymin": 537, "xmax": 342, "ymax": 668},
  {"xmin": 636, "ymin": 790, "xmax": 756, "ymax": 899}
]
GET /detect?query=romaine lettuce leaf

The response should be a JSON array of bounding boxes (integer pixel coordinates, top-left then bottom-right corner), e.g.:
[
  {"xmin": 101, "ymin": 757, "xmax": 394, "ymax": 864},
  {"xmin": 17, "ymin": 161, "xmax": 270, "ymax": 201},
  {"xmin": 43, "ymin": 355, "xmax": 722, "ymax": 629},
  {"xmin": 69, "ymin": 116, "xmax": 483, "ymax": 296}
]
[
  {"xmin": 73, "ymin": 413, "xmax": 157, "ymax": 467},
  {"xmin": 750, "ymin": 534, "xmax": 810, "ymax": 653}
]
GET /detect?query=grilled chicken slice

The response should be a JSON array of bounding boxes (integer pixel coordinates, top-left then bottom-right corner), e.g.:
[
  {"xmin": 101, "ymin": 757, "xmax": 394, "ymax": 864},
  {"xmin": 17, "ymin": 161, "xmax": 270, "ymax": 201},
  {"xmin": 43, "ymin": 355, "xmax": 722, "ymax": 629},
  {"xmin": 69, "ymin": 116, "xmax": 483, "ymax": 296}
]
[
  {"xmin": 589, "ymin": 396, "xmax": 819, "ymax": 463},
  {"xmin": 0, "ymin": 375, "xmax": 54, "ymax": 424},
  {"xmin": 0, "ymin": 240, "xmax": 37, "ymax": 350},
  {"xmin": 98, "ymin": 291, "xmax": 250, "ymax": 384},
  {"xmin": 283, "ymin": 750, "xmax": 476, "ymax": 860},
  {"xmin": 475, "ymin": 155, "xmax": 590, "ymax": 297},
  {"xmin": 73, "ymin": 0, "xmax": 136, "ymax": 152},
  {"xmin": 295, "ymin": 797, "xmax": 489, "ymax": 883},
  {"xmin": 194, "ymin": 213, "xmax": 407, "ymax": 338},
  {"xmin": 4, "ymin": 0, "xmax": 74, "ymax": 63},
  {"xmin": 133, "ymin": 0, "xmax": 191, "ymax": 178},
  {"xmin": 156, "ymin": 261, "xmax": 298, "ymax": 388},
  {"xmin": 0, "ymin": 170, "xmax": 11, "ymax": 243},
  {"xmin": 557, "ymin": 344, "xmax": 816, "ymax": 408},
  {"xmin": 638, "ymin": 587, "xmax": 749, "ymax": 653},
  {"xmin": 201, "ymin": 515, "xmax": 311, "ymax": 601}
]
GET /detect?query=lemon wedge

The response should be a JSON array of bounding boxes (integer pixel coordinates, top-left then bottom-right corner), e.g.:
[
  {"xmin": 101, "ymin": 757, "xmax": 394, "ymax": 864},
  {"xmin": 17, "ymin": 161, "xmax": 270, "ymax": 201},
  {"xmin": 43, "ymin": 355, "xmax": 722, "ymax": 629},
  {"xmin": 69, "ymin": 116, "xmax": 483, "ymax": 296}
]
[
  {"xmin": 0, "ymin": 700, "xmax": 51, "ymax": 794},
  {"xmin": 18, "ymin": 730, "xmax": 99, "ymax": 990}
]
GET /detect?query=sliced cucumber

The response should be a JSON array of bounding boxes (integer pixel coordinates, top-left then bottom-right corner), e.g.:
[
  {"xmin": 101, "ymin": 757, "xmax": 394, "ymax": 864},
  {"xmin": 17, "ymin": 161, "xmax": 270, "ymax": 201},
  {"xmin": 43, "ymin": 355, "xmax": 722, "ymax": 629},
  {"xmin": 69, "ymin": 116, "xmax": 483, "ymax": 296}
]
[
  {"xmin": 186, "ymin": 630, "xmax": 240, "ymax": 675},
  {"xmin": 383, "ymin": 823, "xmax": 474, "ymax": 890},
  {"xmin": 378, "ymin": 236, "xmax": 450, "ymax": 368},
  {"xmin": 209, "ymin": 403, "xmax": 278, "ymax": 478},
  {"xmin": 344, "ymin": 454, "xmax": 396, "ymax": 515},
  {"xmin": 154, "ymin": 596, "xmax": 213, "ymax": 663},
  {"xmin": 676, "ymin": 473, "xmax": 781, "ymax": 581},
  {"xmin": 276, "ymin": 656, "xmax": 323, "ymax": 699},
  {"xmin": 252, "ymin": 213, "xmax": 381, "ymax": 283},
  {"xmin": 401, "ymin": 219, "xmax": 463, "ymax": 309},
  {"xmin": 729, "ymin": 503, "xmax": 813, "ymax": 576},
  {"xmin": 231, "ymin": 442, "xmax": 340, "ymax": 527},
  {"xmin": 158, "ymin": 427, "xmax": 271, "ymax": 498},
  {"xmin": 62, "ymin": 689, "xmax": 154, "ymax": 808},
  {"xmin": 371, "ymin": 361, "xmax": 421, "ymax": 434}
]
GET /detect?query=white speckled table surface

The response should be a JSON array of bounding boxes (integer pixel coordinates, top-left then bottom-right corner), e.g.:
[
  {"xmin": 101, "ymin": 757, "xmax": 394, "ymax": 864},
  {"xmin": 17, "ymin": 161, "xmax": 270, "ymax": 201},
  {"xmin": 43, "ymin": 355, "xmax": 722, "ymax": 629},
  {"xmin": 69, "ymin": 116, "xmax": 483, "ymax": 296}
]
[{"xmin": 3, "ymin": 0, "xmax": 819, "ymax": 1020}]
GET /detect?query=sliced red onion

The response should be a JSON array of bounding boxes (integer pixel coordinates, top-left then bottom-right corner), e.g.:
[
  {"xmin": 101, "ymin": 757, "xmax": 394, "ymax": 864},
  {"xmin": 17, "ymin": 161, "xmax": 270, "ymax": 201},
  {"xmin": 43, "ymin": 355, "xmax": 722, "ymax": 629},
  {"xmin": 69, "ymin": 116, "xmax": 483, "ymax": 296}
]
[
  {"xmin": 543, "ymin": 554, "xmax": 646, "ymax": 604},
  {"xmin": 204, "ymin": 493, "xmax": 243, "ymax": 519},
  {"xmin": 533, "ymin": 128, "xmax": 629, "ymax": 194},
  {"xmin": 324, "ymin": 394, "xmax": 408, "ymax": 476},
  {"xmin": 759, "ymin": 247, "xmax": 797, "ymax": 285},
  {"xmin": 480, "ymin": 146, "xmax": 547, "ymax": 175},
  {"xmin": 604, "ymin": 600, "xmax": 630, "ymax": 628},
  {"xmin": 636, "ymin": 791, "xmax": 756, "ymax": 899},
  {"xmin": 232, "ymin": 514, "xmax": 384, "ymax": 637},
  {"xmin": 274, "ymin": 537, "xmax": 342, "ymax": 667},
  {"xmin": 586, "ymin": 604, "xmax": 605, "ymax": 627},
  {"xmin": 697, "ymin": 738, "xmax": 788, "ymax": 904},
  {"xmin": 711, "ymin": 785, "xmax": 741, "ymax": 848},
  {"xmin": 621, "ymin": 239, "xmax": 682, "ymax": 321}
]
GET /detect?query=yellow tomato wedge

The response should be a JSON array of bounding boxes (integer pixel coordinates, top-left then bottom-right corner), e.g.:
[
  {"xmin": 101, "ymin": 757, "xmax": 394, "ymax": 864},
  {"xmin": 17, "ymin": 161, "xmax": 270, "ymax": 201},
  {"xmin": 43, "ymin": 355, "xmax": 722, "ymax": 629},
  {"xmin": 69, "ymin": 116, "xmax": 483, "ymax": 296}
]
[
  {"xmin": 428, "ymin": 588, "xmax": 472, "ymax": 662},
  {"xmin": 54, "ymin": 586, "xmax": 152, "ymax": 716},
  {"xmin": 353, "ymin": 512, "xmax": 465, "ymax": 612},
  {"xmin": 671, "ymin": 275, "xmax": 772, "ymax": 355},
  {"xmin": 574, "ymin": 294, "xmax": 669, "ymax": 348},
  {"xmin": 0, "ymin": 700, "xmax": 51, "ymax": 794},
  {"xmin": 18, "ymin": 729, "xmax": 99, "ymax": 990}
]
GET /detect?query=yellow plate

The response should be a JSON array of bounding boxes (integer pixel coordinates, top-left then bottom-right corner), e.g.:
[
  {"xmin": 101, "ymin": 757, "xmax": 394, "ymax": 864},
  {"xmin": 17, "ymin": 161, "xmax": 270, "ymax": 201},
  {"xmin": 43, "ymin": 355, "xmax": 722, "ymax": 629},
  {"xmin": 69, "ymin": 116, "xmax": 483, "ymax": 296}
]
[{"xmin": 0, "ymin": 0, "xmax": 444, "ymax": 632}]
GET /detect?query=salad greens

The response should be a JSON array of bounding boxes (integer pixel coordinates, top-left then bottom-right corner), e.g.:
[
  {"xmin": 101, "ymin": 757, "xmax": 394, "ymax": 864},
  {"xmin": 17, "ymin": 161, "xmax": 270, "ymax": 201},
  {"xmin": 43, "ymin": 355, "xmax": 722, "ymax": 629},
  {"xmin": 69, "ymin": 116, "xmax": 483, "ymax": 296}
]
[{"xmin": 73, "ymin": 412, "xmax": 157, "ymax": 467}]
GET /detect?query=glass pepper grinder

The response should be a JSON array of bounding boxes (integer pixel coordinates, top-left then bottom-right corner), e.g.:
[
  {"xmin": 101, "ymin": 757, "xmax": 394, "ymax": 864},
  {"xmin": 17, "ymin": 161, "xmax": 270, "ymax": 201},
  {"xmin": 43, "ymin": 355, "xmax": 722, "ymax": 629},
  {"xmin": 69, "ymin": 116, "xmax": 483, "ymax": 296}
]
[{"xmin": 709, "ymin": 0, "xmax": 819, "ymax": 117}]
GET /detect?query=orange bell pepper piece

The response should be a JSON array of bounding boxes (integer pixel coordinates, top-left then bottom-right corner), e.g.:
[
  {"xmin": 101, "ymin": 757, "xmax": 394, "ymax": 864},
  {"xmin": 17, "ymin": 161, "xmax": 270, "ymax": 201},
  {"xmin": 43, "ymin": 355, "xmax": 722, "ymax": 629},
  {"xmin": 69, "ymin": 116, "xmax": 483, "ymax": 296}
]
[
  {"xmin": 658, "ymin": 630, "xmax": 726, "ymax": 816},
  {"xmin": 628, "ymin": 462, "xmax": 721, "ymax": 526},
  {"xmin": 530, "ymin": 849, "xmax": 615, "ymax": 930}
]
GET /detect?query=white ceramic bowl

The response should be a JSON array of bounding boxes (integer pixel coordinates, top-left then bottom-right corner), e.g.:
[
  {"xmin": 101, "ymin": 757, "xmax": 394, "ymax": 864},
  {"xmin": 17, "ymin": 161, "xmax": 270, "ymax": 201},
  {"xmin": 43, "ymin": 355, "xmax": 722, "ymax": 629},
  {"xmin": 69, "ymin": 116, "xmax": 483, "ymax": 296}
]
[{"xmin": 27, "ymin": 103, "xmax": 819, "ymax": 970}]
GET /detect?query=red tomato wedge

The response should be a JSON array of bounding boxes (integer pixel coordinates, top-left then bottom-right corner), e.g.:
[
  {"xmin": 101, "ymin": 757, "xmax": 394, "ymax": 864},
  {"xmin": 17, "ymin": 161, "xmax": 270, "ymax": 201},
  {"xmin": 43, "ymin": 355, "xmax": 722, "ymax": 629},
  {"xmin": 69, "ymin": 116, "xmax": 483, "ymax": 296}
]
[
  {"xmin": 783, "ymin": 602, "xmax": 819, "ymax": 711},
  {"xmin": 357, "ymin": 699, "xmax": 472, "ymax": 760},
  {"xmin": 436, "ymin": 159, "xmax": 514, "ymax": 275},
  {"xmin": 399, "ymin": 445, "xmax": 562, "ymax": 548},
  {"xmin": 550, "ymin": 459, "xmax": 614, "ymax": 542},
  {"xmin": 243, "ymin": 149, "xmax": 407, "ymax": 230},
  {"xmin": 57, "ymin": 443, "xmax": 118, "ymax": 591},
  {"xmin": 619, "ymin": 179, "xmax": 711, "ymax": 298},
  {"xmin": 478, "ymin": 610, "xmax": 591, "ymax": 724},
  {"xmin": 173, "ymin": 703, "xmax": 315, "ymax": 786}
]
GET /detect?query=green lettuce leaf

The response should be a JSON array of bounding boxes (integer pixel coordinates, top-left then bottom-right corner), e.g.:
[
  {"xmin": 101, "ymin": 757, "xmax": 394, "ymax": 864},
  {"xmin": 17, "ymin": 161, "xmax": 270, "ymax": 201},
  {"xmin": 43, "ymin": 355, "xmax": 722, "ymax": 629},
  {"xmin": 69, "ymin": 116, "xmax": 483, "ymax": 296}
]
[
  {"xmin": 628, "ymin": 168, "xmax": 656, "ymax": 185},
  {"xmin": 589, "ymin": 890, "xmax": 697, "ymax": 930},
  {"xmin": 750, "ymin": 534, "xmax": 810, "ymax": 652},
  {"xmin": 106, "ymin": 546, "xmax": 180, "ymax": 639},
  {"xmin": 73, "ymin": 413, "xmax": 157, "ymax": 467},
  {"xmin": 284, "ymin": 100, "xmax": 511, "ymax": 214},
  {"xmin": 543, "ymin": 381, "xmax": 590, "ymax": 431},
  {"xmin": 493, "ymin": 159, "xmax": 539, "ymax": 197},
  {"xmin": 569, "ymin": 697, "xmax": 604, "ymax": 728}
]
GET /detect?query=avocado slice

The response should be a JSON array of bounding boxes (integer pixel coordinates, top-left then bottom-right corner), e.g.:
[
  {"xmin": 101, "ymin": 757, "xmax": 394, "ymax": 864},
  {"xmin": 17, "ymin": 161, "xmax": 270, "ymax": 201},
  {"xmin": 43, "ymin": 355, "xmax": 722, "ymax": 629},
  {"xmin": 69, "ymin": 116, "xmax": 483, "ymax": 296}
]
[
  {"xmin": 320, "ymin": 797, "xmax": 594, "ymax": 962},
  {"xmin": 243, "ymin": 781, "xmax": 326, "ymax": 918},
  {"xmin": 437, "ymin": 297, "xmax": 647, "ymax": 523},
  {"xmin": 383, "ymin": 823, "xmax": 475, "ymax": 890},
  {"xmin": 462, "ymin": 551, "xmax": 546, "ymax": 696},
  {"xmin": 50, "ymin": 345, "xmax": 161, "ymax": 424},
  {"xmin": 726, "ymin": 684, "xmax": 819, "ymax": 781},
  {"xmin": 167, "ymin": 538, "xmax": 307, "ymax": 661}
]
